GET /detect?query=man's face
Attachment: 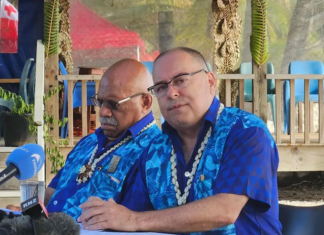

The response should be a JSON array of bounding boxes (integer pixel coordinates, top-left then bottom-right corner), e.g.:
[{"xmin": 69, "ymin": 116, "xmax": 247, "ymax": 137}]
[
  {"xmin": 97, "ymin": 76, "xmax": 143, "ymax": 139},
  {"xmin": 152, "ymin": 50, "xmax": 216, "ymax": 130}
]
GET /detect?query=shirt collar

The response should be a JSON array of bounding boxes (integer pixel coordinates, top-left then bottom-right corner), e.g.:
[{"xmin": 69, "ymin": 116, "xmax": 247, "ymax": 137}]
[
  {"xmin": 162, "ymin": 97, "xmax": 220, "ymax": 134},
  {"xmin": 95, "ymin": 111, "xmax": 155, "ymax": 141}
]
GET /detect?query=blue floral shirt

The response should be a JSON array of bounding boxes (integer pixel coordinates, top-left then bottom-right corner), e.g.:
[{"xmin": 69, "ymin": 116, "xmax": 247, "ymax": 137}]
[
  {"xmin": 122, "ymin": 99, "xmax": 282, "ymax": 235},
  {"xmin": 47, "ymin": 112, "xmax": 161, "ymax": 219}
]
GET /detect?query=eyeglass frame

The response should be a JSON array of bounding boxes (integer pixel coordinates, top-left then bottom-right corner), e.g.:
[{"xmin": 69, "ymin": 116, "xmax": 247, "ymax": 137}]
[
  {"xmin": 147, "ymin": 69, "xmax": 208, "ymax": 97},
  {"xmin": 90, "ymin": 92, "xmax": 147, "ymax": 110}
]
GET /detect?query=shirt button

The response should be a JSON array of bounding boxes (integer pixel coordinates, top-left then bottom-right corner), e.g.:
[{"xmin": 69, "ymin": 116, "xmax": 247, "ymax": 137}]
[
  {"xmin": 184, "ymin": 171, "xmax": 191, "ymax": 177},
  {"xmin": 54, "ymin": 200, "xmax": 58, "ymax": 205}
]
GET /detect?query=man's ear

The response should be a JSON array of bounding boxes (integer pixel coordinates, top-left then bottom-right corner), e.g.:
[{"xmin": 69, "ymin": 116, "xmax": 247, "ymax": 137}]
[
  {"xmin": 207, "ymin": 72, "xmax": 217, "ymax": 95},
  {"xmin": 141, "ymin": 94, "xmax": 153, "ymax": 113}
]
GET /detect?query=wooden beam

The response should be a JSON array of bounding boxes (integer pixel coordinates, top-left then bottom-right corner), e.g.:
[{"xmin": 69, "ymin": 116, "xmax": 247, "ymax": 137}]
[
  {"xmin": 239, "ymin": 79, "xmax": 244, "ymax": 110},
  {"xmin": 319, "ymin": 79, "xmax": 324, "ymax": 144},
  {"xmin": 95, "ymin": 81, "xmax": 100, "ymax": 129},
  {"xmin": 225, "ymin": 79, "xmax": 231, "ymax": 107},
  {"xmin": 275, "ymin": 79, "xmax": 281, "ymax": 143},
  {"xmin": 267, "ymin": 74, "xmax": 324, "ymax": 79},
  {"xmin": 81, "ymin": 81, "xmax": 87, "ymax": 136},
  {"xmin": 44, "ymin": 54, "xmax": 59, "ymax": 186},
  {"xmin": 309, "ymin": 101, "xmax": 314, "ymax": 133},
  {"xmin": 0, "ymin": 79, "xmax": 29, "ymax": 83},
  {"xmin": 252, "ymin": 60, "xmax": 267, "ymax": 123},
  {"xmin": 218, "ymin": 74, "xmax": 254, "ymax": 79},
  {"xmin": 57, "ymin": 75, "xmax": 101, "ymax": 81},
  {"xmin": 290, "ymin": 80, "xmax": 295, "ymax": 143},
  {"xmin": 304, "ymin": 80, "xmax": 310, "ymax": 143},
  {"xmin": 278, "ymin": 145, "xmax": 324, "ymax": 171},
  {"xmin": 67, "ymin": 80, "xmax": 74, "ymax": 145},
  {"xmin": 298, "ymin": 102, "xmax": 303, "ymax": 133}
]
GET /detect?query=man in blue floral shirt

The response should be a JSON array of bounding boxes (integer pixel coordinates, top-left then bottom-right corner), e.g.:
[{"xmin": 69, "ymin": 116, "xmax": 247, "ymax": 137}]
[
  {"xmin": 78, "ymin": 48, "xmax": 282, "ymax": 235},
  {"xmin": 45, "ymin": 59, "xmax": 161, "ymax": 219}
]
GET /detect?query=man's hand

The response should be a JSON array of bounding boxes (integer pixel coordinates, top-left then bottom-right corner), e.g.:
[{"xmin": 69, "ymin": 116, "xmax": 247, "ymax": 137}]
[
  {"xmin": 77, "ymin": 197, "xmax": 139, "ymax": 231},
  {"xmin": 5, "ymin": 204, "xmax": 21, "ymax": 211}
]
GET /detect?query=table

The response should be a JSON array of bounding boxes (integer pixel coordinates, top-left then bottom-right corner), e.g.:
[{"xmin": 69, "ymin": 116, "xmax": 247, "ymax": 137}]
[{"xmin": 79, "ymin": 224, "xmax": 174, "ymax": 235}]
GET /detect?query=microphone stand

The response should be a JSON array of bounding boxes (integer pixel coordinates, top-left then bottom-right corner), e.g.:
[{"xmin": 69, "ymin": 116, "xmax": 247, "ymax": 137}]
[
  {"xmin": 31, "ymin": 217, "xmax": 42, "ymax": 235},
  {"xmin": 22, "ymin": 185, "xmax": 45, "ymax": 235}
]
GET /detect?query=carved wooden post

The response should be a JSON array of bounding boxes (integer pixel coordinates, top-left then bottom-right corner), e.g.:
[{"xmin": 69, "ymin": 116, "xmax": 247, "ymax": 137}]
[
  {"xmin": 158, "ymin": 12, "xmax": 175, "ymax": 52},
  {"xmin": 44, "ymin": 54, "xmax": 59, "ymax": 185},
  {"xmin": 252, "ymin": 60, "xmax": 268, "ymax": 123}
]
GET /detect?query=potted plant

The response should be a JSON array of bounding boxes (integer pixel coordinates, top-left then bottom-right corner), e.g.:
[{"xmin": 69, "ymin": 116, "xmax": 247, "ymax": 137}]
[{"xmin": 0, "ymin": 86, "xmax": 68, "ymax": 173}]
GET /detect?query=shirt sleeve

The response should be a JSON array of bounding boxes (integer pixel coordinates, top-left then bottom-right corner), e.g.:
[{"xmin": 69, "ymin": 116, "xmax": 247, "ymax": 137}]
[
  {"xmin": 48, "ymin": 167, "xmax": 64, "ymax": 189},
  {"xmin": 48, "ymin": 134, "xmax": 90, "ymax": 189},
  {"xmin": 120, "ymin": 147, "xmax": 155, "ymax": 212},
  {"xmin": 214, "ymin": 121, "xmax": 278, "ymax": 209}
]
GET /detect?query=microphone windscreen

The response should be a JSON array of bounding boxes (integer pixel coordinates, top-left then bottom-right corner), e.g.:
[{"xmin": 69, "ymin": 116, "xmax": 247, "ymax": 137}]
[
  {"xmin": 0, "ymin": 213, "xmax": 80, "ymax": 235},
  {"xmin": 46, "ymin": 212, "xmax": 81, "ymax": 235},
  {"xmin": 0, "ymin": 215, "xmax": 34, "ymax": 235},
  {"xmin": 5, "ymin": 143, "xmax": 45, "ymax": 180}
]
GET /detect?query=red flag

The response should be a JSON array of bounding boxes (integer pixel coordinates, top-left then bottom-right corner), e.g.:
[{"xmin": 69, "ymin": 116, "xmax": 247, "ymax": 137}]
[{"xmin": 0, "ymin": 0, "xmax": 18, "ymax": 53}]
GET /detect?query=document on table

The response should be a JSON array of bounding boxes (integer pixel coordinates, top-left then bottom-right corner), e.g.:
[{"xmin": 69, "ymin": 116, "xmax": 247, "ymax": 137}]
[{"xmin": 79, "ymin": 224, "xmax": 175, "ymax": 235}]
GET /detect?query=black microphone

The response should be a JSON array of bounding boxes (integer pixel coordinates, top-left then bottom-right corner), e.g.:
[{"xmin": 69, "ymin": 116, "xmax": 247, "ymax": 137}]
[
  {"xmin": 0, "ymin": 213, "xmax": 81, "ymax": 235},
  {"xmin": 21, "ymin": 190, "xmax": 49, "ymax": 235},
  {"xmin": 0, "ymin": 144, "xmax": 45, "ymax": 186}
]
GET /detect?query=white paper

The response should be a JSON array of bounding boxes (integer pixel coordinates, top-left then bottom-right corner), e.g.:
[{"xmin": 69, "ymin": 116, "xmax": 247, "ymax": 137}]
[{"xmin": 79, "ymin": 224, "xmax": 174, "ymax": 235}]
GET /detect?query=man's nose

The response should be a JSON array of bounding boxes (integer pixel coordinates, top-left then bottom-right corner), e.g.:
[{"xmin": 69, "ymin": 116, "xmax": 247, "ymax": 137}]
[
  {"xmin": 166, "ymin": 84, "xmax": 179, "ymax": 98},
  {"xmin": 99, "ymin": 105, "xmax": 113, "ymax": 117}
]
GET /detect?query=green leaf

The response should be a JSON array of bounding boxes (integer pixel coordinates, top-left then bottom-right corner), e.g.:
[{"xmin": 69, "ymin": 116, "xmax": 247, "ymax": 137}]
[
  {"xmin": 43, "ymin": 0, "xmax": 59, "ymax": 59},
  {"xmin": 250, "ymin": 0, "xmax": 270, "ymax": 66}
]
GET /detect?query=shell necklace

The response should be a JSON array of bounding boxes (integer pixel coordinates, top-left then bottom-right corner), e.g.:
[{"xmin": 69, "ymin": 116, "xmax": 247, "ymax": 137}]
[
  {"xmin": 76, "ymin": 120, "xmax": 156, "ymax": 185},
  {"xmin": 170, "ymin": 103, "xmax": 224, "ymax": 205}
]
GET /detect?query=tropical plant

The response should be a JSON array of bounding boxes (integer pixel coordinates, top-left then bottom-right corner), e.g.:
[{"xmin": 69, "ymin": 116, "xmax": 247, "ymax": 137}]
[
  {"xmin": 0, "ymin": 86, "xmax": 68, "ymax": 174},
  {"xmin": 250, "ymin": 0, "xmax": 269, "ymax": 66},
  {"xmin": 44, "ymin": 0, "xmax": 60, "ymax": 59}
]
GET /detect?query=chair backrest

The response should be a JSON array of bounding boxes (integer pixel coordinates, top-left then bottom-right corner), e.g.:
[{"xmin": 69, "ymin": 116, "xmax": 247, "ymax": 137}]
[
  {"xmin": 279, "ymin": 204, "xmax": 324, "ymax": 235},
  {"xmin": 240, "ymin": 62, "xmax": 275, "ymax": 95},
  {"xmin": 27, "ymin": 63, "xmax": 36, "ymax": 104},
  {"xmin": 141, "ymin": 61, "xmax": 154, "ymax": 74},
  {"xmin": 18, "ymin": 58, "xmax": 34, "ymax": 103},
  {"xmin": 288, "ymin": 61, "xmax": 324, "ymax": 95}
]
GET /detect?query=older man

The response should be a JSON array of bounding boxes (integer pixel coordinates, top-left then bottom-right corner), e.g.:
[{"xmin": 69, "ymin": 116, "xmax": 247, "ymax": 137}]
[
  {"xmin": 43, "ymin": 59, "xmax": 161, "ymax": 219},
  {"xmin": 78, "ymin": 48, "xmax": 282, "ymax": 235}
]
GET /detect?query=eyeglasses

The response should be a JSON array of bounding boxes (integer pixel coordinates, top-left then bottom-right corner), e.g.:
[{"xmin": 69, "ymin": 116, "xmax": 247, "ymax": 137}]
[
  {"xmin": 91, "ymin": 92, "xmax": 147, "ymax": 110},
  {"xmin": 147, "ymin": 69, "xmax": 207, "ymax": 98}
]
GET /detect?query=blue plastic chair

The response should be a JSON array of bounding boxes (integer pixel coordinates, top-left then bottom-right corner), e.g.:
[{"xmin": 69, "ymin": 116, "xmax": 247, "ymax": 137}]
[
  {"xmin": 238, "ymin": 62, "xmax": 276, "ymax": 129},
  {"xmin": 0, "ymin": 58, "xmax": 35, "ymax": 138},
  {"xmin": 141, "ymin": 61, "xmax": 167, "ymax": 124},
  {"xmin": 279, "ymin": 204, "xmax": 324, "ymax": 235},
  {"xmin": 59, "ymin": 62, "xmax": 96, "ymax": 138},
  {"xmin": 141, "ymin": 61, "xmax": 154, "ymax": 74},
  {"xmin": 284, "ymin": 61, "xmax": 324, "ymax": 134}
]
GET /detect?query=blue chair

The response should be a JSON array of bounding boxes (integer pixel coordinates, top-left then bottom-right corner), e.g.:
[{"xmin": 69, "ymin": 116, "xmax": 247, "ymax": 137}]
[
  {"xmin": 0, "ymin": 58, "xmax": 34, "ymax": 109},
  {"xmin": 279, "ymin": 204, "xmax": 324, "ymax": 235},
  {"xmin": 0, "ymin": 58, "xmax": 35, "ymax": 138},
  {"xmin": 238, "ymin": 62, "xmax": 276, "ymax": 129},
  {"xmin": 141, "ymin": 61, "xmax": 166, "ymax": 124},
  {"xmin": 59, "ymin": 62, "xmax": 96, "ymax": 138},
  {"xmin": 141, "ymin": 61, "xmax": 154, "ymax": 74},
  {"xmin": 284, "ymin": 61, "xmax": 324, "ymax": 134}
]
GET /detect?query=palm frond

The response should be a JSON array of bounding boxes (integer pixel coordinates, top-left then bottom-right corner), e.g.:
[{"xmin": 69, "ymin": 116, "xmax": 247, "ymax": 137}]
[
  {"xmin": 250, "ymin": 0, "xmax": 269, "ymax": 66},
  {"xmin": 44, "ymin": 0, "xmax": 60, "ymax": 59}
]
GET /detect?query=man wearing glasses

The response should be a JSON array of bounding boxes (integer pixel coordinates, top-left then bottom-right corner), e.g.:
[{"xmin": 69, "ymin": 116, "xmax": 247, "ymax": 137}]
[
  {"xmin": 78, "ymin": 47, "xmax": 282, "ymax": 235},
  {"xmin": 45, "ymin": 59, "xmax": 161, "ymax": 219}
]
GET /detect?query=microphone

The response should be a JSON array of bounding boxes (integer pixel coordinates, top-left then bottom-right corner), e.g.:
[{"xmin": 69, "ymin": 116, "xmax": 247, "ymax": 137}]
[
  {"xmin": 0, "ymin": 212, "xmax": 81, "ymax": 235},
  {"xmin": 0, "ymin": 143, "xmax": 45, "ymax": 186}
]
